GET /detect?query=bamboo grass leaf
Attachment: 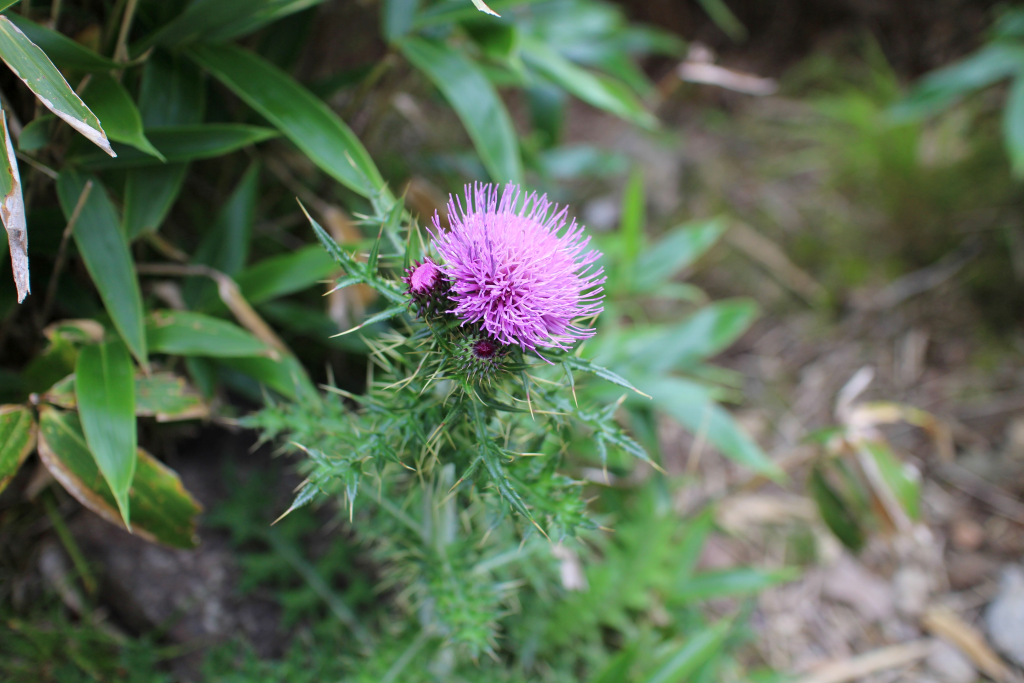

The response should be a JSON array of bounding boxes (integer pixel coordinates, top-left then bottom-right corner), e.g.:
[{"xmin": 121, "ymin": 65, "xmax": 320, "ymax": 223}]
[
  {"xmin": 0, "ymin": 17, "xmax": 113, "ymax": 156},
  {"xmin": 75, "ymin": 339, "xmax": 137, "ymax": 526}
]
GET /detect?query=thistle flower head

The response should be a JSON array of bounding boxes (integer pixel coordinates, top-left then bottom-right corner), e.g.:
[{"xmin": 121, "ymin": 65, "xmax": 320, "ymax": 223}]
[{"xmin": 429, "ymin": 183, "xmax": 605, "ymax": 354}]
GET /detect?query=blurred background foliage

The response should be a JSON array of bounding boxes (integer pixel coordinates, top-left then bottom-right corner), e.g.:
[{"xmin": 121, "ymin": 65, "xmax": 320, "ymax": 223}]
[{"xmin": 1, "ymin": 0, "xmax": 1023, "ymax": 681}]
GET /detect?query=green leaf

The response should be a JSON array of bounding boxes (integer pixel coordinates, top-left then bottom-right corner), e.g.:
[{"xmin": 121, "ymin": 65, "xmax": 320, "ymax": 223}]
[
  {"xmin": 135, "ymin": 373, "xmax": 208, "ymax": 421},
  {"xmin": 205, "ymin": 0, "xmax": 327, "ymax": 43},
  {"xmin": 588, "ymin": 647, "xmax": 637, "ymax": 683},
  {"xmin": 41, "ymin": 372, "xmax": 208, "ymax": 422},
  {"xmin": 0, "ymin": 2, "xmax": 20, "ymax": 12},
  {"xmin": 862, "ymin": 441, "xmax": 921, "ymax": 521},
  {"xmin": 599, "ymin": 299, "xmax": 758, "ymax": 373},
  {"xmin": 237, "ymin": 245, "xmax": 338, "ymax": 304},
  {"xmin": 520, "ymin": 36, "xmax": 656, "ymax": 129},
  {"xmin": 809, "ymin": 464, "xmax": 866, "ymax": 552},
  {"xmin": 139, "ymin": 0, "xmax": 263, "ymax": 47},
  {"xmin": 122, "ymin": 165, "xmax": 188, "ymax": 239},
  {"xmin": 891, "ymin": 43, "xmax": 1024, "ymax": 121},
  {"xmin": 399, "ymin": 36, "xmax": 523, "ymax": 184},
  {"xmin": 634, "ymin": 218, "xmax": 726, "ymax": 292},
  {"xmin": 140, "ymin": 0, "xmax": 325, "ymax": 48},
  {"xmin": 382, "ymin": 0, "xmax": 420, "ymax": 41},
  {"xmin": 1005, "ymin": 76, "xmax": 1024, "ymax": 177},
  {"xmin": 0, "ymin": 109, "xmax": 27, "ymax": 302},
  {"xmin": 642, "ymin": 376, "xmax": 782, "ymax": 478},
  {"xmin": 80, "ymin": 74, "xmax": 164, "ymax": 161},
  {"xmin": 662, "ymin": 299, "xmax": 758, "ymax": 370},
  {"xmin": 619, "ymin": 167, "xmax": 644, "ymax": 282},
  {"xmin": 0, "ymin": 404, "xmax": 35, "ymax": 493},
  {"xmin": 146, "ymin": 310, "xmax": 270, "ymax": 358},
  {"xmin": 348, "ymin": 304, "xmax": 406, "ymax": 331},
  {"xmin": 259, "ymin": 301, "xmax": 369, "ymax": 353},
  {"xmin": 675, "ymin": 567, "xmax": 798, "ymax": 602},
  {"xmin": 75, "ymin": 339, "xmax": 137, "ymax": 526},
  {"xmin": 138, "ymin": 50, "xmax": 206, "ymax": 127},
  {"xmin": 995, "ymin": 8, "xmax": 1024, "ymax": 39},
  {"xmin": 185, "ymin": 357, "xmax": 218, "ymax": 400},
  {"xmin": 598, "ymin": 424, "xmax": 653, "ymax": 464},
  {"xmin": 642, "ymin": 621, "xmax": 731, "ymax": 683},
  {"xmin": 123, "ymin": 51, "xmax": 205, "ymax": 238},
  {"xmin": 37, "ymin": 406, "xmax": 202, "ymax": 548},
  {"xmin": 413, "ymin": 0, "xmax": 544, "ymax": 30},
  {"xmin": 186, "ymin": 163, "xmax": 260, "ymax": 307},
  {"xmin": 694, "ymin": 0, "xmax": 747, "ymax": 42},
  {"xmin": 0, "ymin": 16, "xmax": 113, "ymax": 156},
  {"xmin": 187, "ymin": 44, "xmax": 386, "ymax": 198},
  {"xmin": 42, "ymin": 374, "xmax": 75, "ymax": 409},
  {"xmin": 558, "ymin": 355, "xmax": 646, "ymax": 396},
  {"xmin": 464, "ymin": 19, "xmax": 519, "ymax": 63},
  {"xmin": 677, "ymin": 508, "xmax": 714, "ymax": 581},
  {"xmin": 218, "ymin": 355, "xmax": 315, "ymax": 401},
  {"xmin": 193, "ymin": 163, "xmax": 260, "ymax": 278},
  {"xmin": 17, "ymin": 113, "xmax": 53, "ymax": 151},
  {"xmin": 74, "ymin": 124, "xmax": 279, "ymax": 168},
  {"xmin": 23, "ymin": 323, "xmax": 90, "ymax": 394},
  {"xmin": 470, "ymin": 401, "xmax": 536, "ymax": 525},
  {"xmin": 56, "ymin": 170, "xmax": 148, "ymax": 367},
  {"xmin": 5, "ymin": 14, "xmax": 118, "ymax": 72},
  {"xmin": 535, "ymin": 144, "xmax": 627, "ymax": 179}
]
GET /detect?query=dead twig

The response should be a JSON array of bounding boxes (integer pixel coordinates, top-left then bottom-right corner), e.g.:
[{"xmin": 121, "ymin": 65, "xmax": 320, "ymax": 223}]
[
  {"xmin": 135, "ymin": 263, "xmax": 289, "ymax": 355},
  {"xmin": 112, "ymin": 0, "xmax": 138, "ymax": 67},
  {"xmin": 922, "ymin": 606, "xmax": 1018, "ymax": 683},
  {"xmin": 792, "ymin": 640, "xmax": 933, "ymax": 683},
  {"xmin": 39, "ymin": 180, "xmax": 93, "ymax": 324},
  {"xmin": 858, "ymin": 238, "xmax": 981, "ymax": 311},
  {"xmin": 726, "ymin": 222, "xmax": 828, "ymax": 306},
  {"xmin": 933, "ymin": 461, "xmax": 1024, "ymax": 526}
]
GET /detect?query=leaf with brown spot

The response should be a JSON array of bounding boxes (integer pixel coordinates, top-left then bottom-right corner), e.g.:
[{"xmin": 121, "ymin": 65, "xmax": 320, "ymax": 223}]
[
  {"xmin": 37, "ymin": 406, "xmax": 202, "ymax": 548},
  {"xmin": 0, "ymin": 111, "xmax": 27, "ymax": 302},
  {"xmin": 0, "ymin": 405, "xmax": 35, "ymax": 494},
  {"xmin": 0, "ymin": 16, "xmax": 113, "ymax": 156},
  {"xmin": 44, "ymin": 372, "xmax": 209, "ymax": 422}
]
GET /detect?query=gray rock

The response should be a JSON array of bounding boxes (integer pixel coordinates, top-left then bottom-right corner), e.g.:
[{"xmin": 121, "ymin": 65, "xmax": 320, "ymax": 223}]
[
  {"xmin": 926, "ymin": 640, "xmax": 978, "ymax": 683},
  {"xmin": 984, "ymin": 564, "xmax": 1024, "ymax": 667}
]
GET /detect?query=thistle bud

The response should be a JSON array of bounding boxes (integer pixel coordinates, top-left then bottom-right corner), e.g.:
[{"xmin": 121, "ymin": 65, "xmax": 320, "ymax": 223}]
[
  {"xmin": 454, "ymin": 332, "xmax": 509, "ymax": 384},
  {"xmin": 403, "ymin": 258, "xmax": 451, "ymax": 318}
]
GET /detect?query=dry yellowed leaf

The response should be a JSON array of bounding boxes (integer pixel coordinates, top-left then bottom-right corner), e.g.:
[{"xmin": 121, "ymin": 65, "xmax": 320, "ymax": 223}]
[
  {"xmin": 0, "ymin": 111, "xmax": 27, "ymax": 302},
  {"xmin": 471, "ymin": 0, "xmax": 501, "ymax": 17},
  {"xmin": 922, "ymin": 606, "xmax": 1015, "ymax": 683},
  {"xmin": 793, "ymin": 640, "xmax": 933, "ymax": 683},
  {"xmin": 322, "ymin": 204, "xmax": 374, "ymax": 328}
]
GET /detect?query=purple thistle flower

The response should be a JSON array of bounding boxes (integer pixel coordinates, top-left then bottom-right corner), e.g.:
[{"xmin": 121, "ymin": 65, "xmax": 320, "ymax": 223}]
[{"xmin": 429, "ymin": 183, "xmax": 605, "ymax": 354}]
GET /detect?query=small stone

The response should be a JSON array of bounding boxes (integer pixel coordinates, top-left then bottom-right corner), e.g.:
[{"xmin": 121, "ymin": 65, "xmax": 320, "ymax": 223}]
[
  {"xmin": 950, "ymin": 520, "xmax": 985, "ymax": 551},
  {"xmin": 985, "ymin": 565, "xmax": 1024, "ymax": 667},
  {"xmin": 926, "ymin": 640, "xmax": 978, "ymax": 683}
]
